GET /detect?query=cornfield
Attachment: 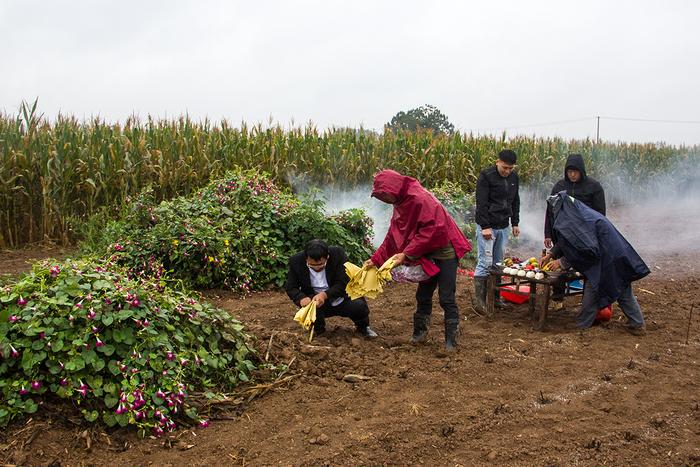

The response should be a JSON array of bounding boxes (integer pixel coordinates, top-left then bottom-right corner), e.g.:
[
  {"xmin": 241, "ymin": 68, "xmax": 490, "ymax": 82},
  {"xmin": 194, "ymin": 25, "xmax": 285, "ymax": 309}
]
[{"xmin": 1, "ymin": 101, "xmax": 697, "ymax": 248}]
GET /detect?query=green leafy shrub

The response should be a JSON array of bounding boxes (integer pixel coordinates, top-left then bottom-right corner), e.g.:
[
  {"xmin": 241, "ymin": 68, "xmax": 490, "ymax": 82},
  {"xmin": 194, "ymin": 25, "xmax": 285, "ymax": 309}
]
[
  {"xmin": 89, "ymin": 170, "xmax": 373, "ymax": 291},
  {"xmin": 430, "ymin": 181, "xmax": 477, "ymax": 266},
  {"xmin": 0, "ymin": 258, "xmax": 255, "ymax": 435}
]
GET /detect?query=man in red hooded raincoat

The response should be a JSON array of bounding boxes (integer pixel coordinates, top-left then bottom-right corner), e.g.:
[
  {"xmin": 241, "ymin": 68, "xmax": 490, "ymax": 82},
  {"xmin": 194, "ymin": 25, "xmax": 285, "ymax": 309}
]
[{"xmin": 366, "ymin": 170, "xmax": 472, "ymax": 351}]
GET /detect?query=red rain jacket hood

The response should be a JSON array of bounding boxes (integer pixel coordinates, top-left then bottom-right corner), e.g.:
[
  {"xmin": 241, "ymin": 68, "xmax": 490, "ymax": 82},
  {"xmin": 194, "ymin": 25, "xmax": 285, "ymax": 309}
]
[{"xmin": 371, "ymin": 170, "xmax": 471, "ymax": 274}]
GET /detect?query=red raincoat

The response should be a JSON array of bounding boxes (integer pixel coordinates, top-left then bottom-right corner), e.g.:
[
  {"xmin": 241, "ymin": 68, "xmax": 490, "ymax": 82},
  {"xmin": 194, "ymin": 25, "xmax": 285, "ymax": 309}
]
[{"xmin": 371, "ymin": 170, "xmax": 472, "ymax": 276}]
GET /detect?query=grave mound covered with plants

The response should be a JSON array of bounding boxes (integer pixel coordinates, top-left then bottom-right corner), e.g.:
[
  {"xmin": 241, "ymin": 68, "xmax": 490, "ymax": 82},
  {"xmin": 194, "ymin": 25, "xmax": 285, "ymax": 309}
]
[
  {"xmin": 0, "ymin": 258, "xmax": 255, "ymax": 434},
  {"xmin": 90, "ymin": 169, "xmax": 374, "ymax": 291}
]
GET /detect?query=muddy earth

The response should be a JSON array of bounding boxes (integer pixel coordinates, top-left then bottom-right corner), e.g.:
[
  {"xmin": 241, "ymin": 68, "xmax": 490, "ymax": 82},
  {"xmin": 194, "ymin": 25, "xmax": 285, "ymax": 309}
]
[{"xmin": 1, "ymin": 244, "xmax": 699, "ymax": 466}]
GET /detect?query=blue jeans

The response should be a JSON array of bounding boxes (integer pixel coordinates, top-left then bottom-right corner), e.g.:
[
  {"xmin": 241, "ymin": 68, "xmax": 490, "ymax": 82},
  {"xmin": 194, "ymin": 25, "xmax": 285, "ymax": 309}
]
[
  {"xmin": 474, "ymin": 225, "xmax": 509, "ymax": 278},
  {"xmin": 577, "ymin": 283, "xmax": 645, "ymax": 329}
]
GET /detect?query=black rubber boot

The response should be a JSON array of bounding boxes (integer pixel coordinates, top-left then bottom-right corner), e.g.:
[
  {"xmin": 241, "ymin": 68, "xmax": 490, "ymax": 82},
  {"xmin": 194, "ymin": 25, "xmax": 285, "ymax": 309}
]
[
  {"xmin": 410, "ymin": 313, "xmax": 431, "ymax": 344},
  {"xmin": 444, "ymin": 318, "xmax": 460, "ymax": 352},
  {"xmin": 472, "ymin": 277, "xmax": 488, "ymax": 313}
]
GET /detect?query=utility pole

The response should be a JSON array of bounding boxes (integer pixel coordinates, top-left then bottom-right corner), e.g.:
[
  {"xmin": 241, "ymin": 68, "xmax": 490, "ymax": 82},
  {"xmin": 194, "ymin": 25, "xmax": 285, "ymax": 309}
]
[{"xmin": 596, "ymin": 116, "xmax": 600, "ymax": 143}]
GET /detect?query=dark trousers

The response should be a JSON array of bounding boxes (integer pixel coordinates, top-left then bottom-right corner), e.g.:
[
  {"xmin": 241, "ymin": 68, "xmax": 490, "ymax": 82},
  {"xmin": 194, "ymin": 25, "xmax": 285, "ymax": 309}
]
[
  {"xmin": 577, "ymin": 283, "xmax": 645, "ymax": 329},
  {"xmin": 315, "ymin": 297, "xmax": 370, "ymax": 332},
  {"xmin": 415, "ymin": 257, "xmax": 459, "ymax": 321}
]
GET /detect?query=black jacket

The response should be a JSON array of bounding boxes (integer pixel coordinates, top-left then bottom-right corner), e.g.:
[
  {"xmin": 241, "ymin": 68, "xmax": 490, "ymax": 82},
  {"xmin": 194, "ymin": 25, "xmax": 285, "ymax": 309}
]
[
  {"xmin": 545, "ymin": 154, "xmax": 605, "ymax": 239},
  {"xmin": 284, "ymin": 246, "xmax": 350, "ymax": 307},
  {"xmin": 475, "ymin": 166, "xmax": 520, "ymax": 230}
]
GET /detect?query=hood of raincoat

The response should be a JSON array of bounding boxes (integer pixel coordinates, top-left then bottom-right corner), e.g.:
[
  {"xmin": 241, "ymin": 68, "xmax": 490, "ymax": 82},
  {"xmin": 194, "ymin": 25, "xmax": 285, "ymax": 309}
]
[
  {"xmin": 371, "ymin": 170, "xmax": 471, "ymax": 275},
  {"xmin": 564, "ymin": 153, "xmax": 587, "ymax": 181},
  {"xmin": 548, "ymin": 192, "xmax": 650, "ymax": 308}
]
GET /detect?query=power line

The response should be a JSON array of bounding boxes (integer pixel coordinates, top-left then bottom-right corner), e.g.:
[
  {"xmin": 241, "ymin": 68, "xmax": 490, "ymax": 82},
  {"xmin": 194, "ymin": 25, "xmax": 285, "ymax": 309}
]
[
  {"xmin": 466, "ymin": 117, "xmax": 593, "ymax": 132},
  {"xmin": 600, "ymin": 116, "xmax": 700, "ymax": 124}
]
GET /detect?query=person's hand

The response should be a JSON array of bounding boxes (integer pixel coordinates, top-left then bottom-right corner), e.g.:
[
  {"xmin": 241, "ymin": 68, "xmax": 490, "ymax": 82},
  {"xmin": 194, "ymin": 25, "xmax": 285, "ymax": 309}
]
[
  {"xmin": 539, "ymin": 253, "xmax": 552, "ymax": 268},
  {"xmin": 481, "ymin": 228, "xmax": 493, "ymax": 240},
  {"xmin": 544, "ymin": 238, "xmax": 553, "ymax": 249},
  {"xmin": 392, "ymin": 252, "xmax": 407, "ymax": 265},
  {"xmin": 312, "ymin": 292, "xmax": 327, "ymax": 307},
  {"xmin": 512, "ymin": 226, "xmax": 520, "ymax": 237},
  {"xmin": 363, "ymin": 259, "xmax": 375, "ymax": 269},
  {"xmin": 547, "ymin": 259, "xmax": 561, "ymax": 271},
  {"xmin": 299, "ymin": 297, "xmax": 312, "ymax": 307}
]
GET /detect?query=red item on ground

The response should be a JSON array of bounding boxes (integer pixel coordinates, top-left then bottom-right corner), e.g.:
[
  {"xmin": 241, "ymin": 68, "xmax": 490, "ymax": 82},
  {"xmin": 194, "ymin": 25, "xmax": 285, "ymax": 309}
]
[
  {"xmin": 596, "ymin": 305, "xmax": 613, "ymax": 321},
  {"xmin": 499, "ymin": 285, "xmax": 530, "ymax": 304},
  {"xmin": 370, "ymin": 170, "xmax": 472, "ymax": 277}
]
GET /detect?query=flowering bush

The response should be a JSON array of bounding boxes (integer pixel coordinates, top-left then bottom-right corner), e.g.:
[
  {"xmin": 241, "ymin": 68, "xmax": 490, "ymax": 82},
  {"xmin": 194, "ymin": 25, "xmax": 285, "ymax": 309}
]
[
  {"xmin": 89, "ymin": 170, "xmax": 373, "ymax": 291},
  {"xmin": 0, "ymin": 258, "xmax": 254, "ymax": 434}
]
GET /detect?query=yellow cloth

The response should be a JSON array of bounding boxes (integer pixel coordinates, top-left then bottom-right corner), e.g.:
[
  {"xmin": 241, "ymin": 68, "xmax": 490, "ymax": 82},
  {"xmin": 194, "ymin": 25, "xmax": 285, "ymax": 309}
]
[
  {"xmin": 293, "ymin": 301, "xmax": 317, "ymax": 331},
  {"xmin": 344, "ymin": 257, "xmax": 397, "ymax": 299}
]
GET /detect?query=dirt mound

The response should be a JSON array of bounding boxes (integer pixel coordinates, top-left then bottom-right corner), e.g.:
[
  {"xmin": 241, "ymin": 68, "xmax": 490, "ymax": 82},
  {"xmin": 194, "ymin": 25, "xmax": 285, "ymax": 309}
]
[{"xmin": 1, "ymin": 255, "xmax": 699, "ymax": 466}]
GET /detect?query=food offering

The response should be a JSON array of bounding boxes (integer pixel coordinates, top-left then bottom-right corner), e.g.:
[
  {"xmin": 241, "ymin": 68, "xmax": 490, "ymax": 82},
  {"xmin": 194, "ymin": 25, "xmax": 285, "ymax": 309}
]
[{"xmin": 501, "ymin": 257, "xmax": 545, "ymax": 280}]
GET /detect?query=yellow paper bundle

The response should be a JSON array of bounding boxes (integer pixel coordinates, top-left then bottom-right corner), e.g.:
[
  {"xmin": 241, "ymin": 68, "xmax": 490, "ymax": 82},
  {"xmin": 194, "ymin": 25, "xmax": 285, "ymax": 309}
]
[
  {"xmin": 293, "ymin": 301, "xmax": 317, "ymax": 341},
  {"xmin": 294, "ymin": 301, "xmax": 317, "ymax": 331},
  {"xmin": 344, "ymin": 256, "xmax": 397, "ymax": 299}
]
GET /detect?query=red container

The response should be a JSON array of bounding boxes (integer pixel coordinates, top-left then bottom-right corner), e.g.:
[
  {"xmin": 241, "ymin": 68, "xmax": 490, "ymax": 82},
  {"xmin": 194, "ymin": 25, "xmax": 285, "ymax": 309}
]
[
  {"xmin": 499, "ymin": 285, "xmax": 531, "ymax": 304},
  {"xmin": 596, "ymin": 305, "xmax": 613, "ymax": 321}
]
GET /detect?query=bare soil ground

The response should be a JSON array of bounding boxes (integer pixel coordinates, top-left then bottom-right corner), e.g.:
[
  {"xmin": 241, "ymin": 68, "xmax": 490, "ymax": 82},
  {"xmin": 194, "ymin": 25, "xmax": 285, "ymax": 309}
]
[{"xmin": 1, "ymin": 249, "xmax": 699, "ymax": 466}]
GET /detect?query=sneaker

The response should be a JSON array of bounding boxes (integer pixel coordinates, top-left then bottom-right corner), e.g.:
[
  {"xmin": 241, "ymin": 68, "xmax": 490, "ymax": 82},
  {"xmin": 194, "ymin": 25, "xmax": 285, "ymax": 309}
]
[{"xmin": 359, "ymin": 326, "xmax": 379, "ymax": 338}]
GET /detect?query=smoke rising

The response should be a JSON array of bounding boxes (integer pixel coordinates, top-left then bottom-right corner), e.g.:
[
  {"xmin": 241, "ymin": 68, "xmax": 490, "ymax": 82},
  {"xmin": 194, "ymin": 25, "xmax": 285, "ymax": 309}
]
[{"xmin": 516, "ymin": 157, "xmax": 700, "ymax": 262}]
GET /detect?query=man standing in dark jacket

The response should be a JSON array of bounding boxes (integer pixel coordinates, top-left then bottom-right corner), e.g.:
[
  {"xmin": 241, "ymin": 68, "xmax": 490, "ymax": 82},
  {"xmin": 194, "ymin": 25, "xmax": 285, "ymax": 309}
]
[
  {"xmin": 544, "ymin": 153, "xmax": 605, "ymax": 249},
  {"xmin": 473, "ymin": 149, "xmax": 520, "ymax": 313},
  {"xmin": 285, "ymin": 239, "xmax": 378, "ymax": 338}
]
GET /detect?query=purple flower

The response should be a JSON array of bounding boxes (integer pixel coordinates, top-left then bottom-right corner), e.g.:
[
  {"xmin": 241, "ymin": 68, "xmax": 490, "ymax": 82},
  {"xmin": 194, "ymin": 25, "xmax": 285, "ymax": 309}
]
[
  {"xmin": 17, "ymin": 297, "xmax": 28, "ymax": 306},
  {"xmin": 130, "ymin": 298, "xmax": 140, "ymax": 308},
  {"xmin": 77, "ymin": 382, "xmax": 88, "ymax": 397},
  {"xmin": 104, "ymin": 298, "xmax": 112, "ymax": 305},
  {"xmin": 156, "ymin": 390, "xmax": 166, "ymax": 399},
  {"xmin": 68, "ymin": 314, "xmax": 75, "ymax": 322},
  {"xmin": 91, "ymin": 326, "xmax": 99, "ymax": 333},
  {"xmin": 135, "ymin": 411, "xmax": 145, "ymax": 420},
  {"xmin": 19, "ymin": 386, "xmax": 29, "ymax": 395},
  {"xmin": 152, "ymin": 426, "xmax": 164, "ymax": 437},
  {"xmin": 180, "ymin": 358, "xmax": 188, "ymax": 366},
  {"xmin": 31, "ymin": 380, "xmax": 41, "ymax": 390},
  {"xmin": 114, "ymin": 243, "xmax": 125, "ymax": 252},
  {"xmin": 50, "ymin": 266, "xmax": 60, "ymax": 277},
  {"xmin": 38, "ymin": 332, "xmax": 45, "ymax": 340},
  {"xmin": 142, "ymin": 319, "xmax": 150, "ymax": 327},
  {"xmin": 95, "ymin": 337, "xmax": 104, "ymax": 348},
  {"xmin": 115, "ymin": 404, "xmax": 126, "ymax": 415},
  {"xmin": 86, "ymin": 310, "xmax": 96, "ymax": 320},
  {"xmin": 75, "ymin": 302, "xmax": 83, "ymax": 309},
  {"xmin": 199, "ymin": 420, "xmax": 209, "ymax": 428},
  {"xmin": 10, "ymin": 345, "xmax": 20, "ymax": 358},
  {"xmin": 8, "ymin": 315, "xmax": 18, "ymax": 323},
  {"xmin": 166, "ymin": 351, "xmax": 175, "ymax": 361},
  {"xmin": 60, "ymin": 378, "xmax": 69, "ymax": 386}
]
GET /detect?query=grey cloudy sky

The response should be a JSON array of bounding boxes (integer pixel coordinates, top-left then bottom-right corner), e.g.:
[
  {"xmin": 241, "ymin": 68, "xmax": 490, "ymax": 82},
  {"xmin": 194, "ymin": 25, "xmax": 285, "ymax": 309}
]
[{"xmin": 2, "ymin": 0, "xmax": 699, "ymax": 144}]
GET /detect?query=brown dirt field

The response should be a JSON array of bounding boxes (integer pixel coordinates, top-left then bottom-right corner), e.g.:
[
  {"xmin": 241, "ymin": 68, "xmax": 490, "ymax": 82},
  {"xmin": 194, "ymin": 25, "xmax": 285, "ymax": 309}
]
[{"xmin": 1, "ymin": 252, "xmax": 699, "ymax": 466}]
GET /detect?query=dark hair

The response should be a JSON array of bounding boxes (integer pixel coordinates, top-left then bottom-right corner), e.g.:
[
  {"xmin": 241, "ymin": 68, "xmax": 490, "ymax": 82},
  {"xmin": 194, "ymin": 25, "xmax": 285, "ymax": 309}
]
[
  {"xmin": 304, "ymin": 239, "xmax": 329, "ymax": 260},
  {"xmin": 498, "ymin": 149, "xmax": 517, "ymax": 165}
]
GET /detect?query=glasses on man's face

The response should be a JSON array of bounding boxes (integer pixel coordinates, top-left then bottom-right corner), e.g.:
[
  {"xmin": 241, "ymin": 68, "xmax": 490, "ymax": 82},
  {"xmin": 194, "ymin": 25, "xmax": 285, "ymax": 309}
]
[{"xmin": 306, "ymin": 259, "xmax": 327, "ymax": 270}]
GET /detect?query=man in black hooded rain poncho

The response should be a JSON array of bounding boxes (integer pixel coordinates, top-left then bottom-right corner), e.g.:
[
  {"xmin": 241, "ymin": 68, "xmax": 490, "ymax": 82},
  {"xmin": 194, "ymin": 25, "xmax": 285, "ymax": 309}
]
[{"xmin": 540, "ymin": 192, "xmax": 650, "ymax": 334}]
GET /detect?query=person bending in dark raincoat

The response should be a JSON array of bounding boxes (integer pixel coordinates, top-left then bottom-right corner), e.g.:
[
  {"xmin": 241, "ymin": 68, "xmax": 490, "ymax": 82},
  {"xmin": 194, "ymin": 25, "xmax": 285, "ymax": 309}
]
[
  {"xmin": 540, "ymin": 192, "xmax": 649, "ymax": 335},
  {"xmin": 543, "ymin": 153, "xmax": 606, "ymax": 305}
]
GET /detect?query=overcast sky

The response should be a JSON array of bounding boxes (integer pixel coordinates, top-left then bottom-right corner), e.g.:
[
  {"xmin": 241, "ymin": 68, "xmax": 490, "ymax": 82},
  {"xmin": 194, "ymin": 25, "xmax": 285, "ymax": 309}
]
[{"xmin": 2, "ymin": 0, "xmax": 699, "ymax": 145}]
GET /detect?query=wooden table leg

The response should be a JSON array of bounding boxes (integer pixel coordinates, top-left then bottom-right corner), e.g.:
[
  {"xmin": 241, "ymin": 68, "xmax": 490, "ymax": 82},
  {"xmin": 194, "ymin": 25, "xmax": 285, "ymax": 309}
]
[
  {"xmin": 528, "ymin": 282, "xmax": 537, "ymax": 317},
  {"xmin": 536, "ymin": 283, "xmax": 551, "ymax": 331},
  {"xmin": 486, "ymin": 274, "xmax": 496, "ymax": 318}
]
